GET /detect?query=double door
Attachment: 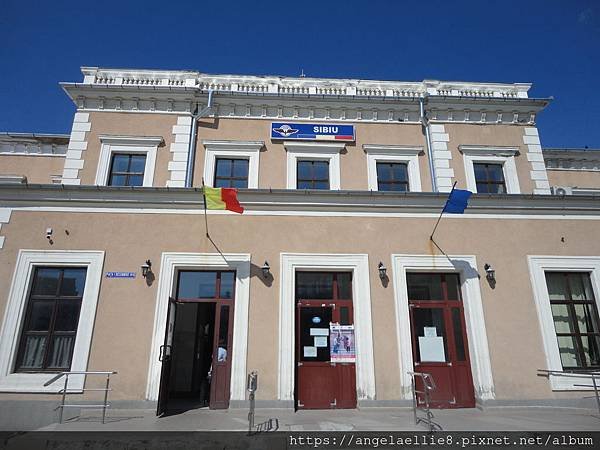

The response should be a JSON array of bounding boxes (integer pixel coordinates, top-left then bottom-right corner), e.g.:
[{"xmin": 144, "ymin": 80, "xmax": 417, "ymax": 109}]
[
  {"xmin": 408, "ymin": 273, "xmax": 475, "ymax": 408},
  {"xmin": 295, "ymin": 272, "xmax": 356, "ymax": 409}
]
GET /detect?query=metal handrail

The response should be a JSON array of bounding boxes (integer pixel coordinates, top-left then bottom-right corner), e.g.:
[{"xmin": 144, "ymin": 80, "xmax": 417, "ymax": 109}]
[
  {"xmin": 538, "ymin": 369, "xmax": 600, "ymax": 417},
  {"xmin": 407, "ymin": 371, "xmax": 440, "ymax": 432},
  {"xmin": 45, "ymin": 371, "xmax": 117, "ymax": 424}
]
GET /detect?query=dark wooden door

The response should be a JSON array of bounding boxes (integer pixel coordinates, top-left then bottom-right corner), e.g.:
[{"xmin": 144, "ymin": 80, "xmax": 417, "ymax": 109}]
[
  {"xmin": 295, "ymin": 272, "xmax": 356, "ymax": 410},
  {"xmin": 407, "ymin": 273, "xmax": 475, "ymax": 408},
  {"xmin": 156, "ymin": 298, "xmax": 177, "ymax": 416},
  {"xmin": 209, "ymin": 302, "xmax": 234, "ymax": 409}
]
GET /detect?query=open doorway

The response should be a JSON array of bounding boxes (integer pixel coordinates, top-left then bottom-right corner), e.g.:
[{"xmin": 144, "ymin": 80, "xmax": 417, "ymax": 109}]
[{"xmin": 156, "ymin": 270, "xmax": 235, "ymax": 416}]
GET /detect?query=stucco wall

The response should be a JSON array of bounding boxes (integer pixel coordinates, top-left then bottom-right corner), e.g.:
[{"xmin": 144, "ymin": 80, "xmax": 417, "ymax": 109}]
[
  {"xmin": 0, "ymin": 209, "xmax": 598, "ymax": 403},
  {"xmin": 546, "ymin": 169, "xmax": 600, "ymax": 189},
  {"xmin": 0, "ymin": 155, "xmax": 64, "ymax": 184}
]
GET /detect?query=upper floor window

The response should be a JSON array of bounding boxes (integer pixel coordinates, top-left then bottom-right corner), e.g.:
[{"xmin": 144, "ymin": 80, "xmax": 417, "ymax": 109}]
[
  {"xmin": 108, "ymin": 153, "xmax": 146, "ymax": 187},
  {"xmin": 363, "ymin": 145, "xmax": 423, "ymax": 192},
  {"xmin": 15, "ymin": 267, "xmax": 87, "ymax": 372},
  {"xmin": 96, "ymin": 135, "xmax": 162, "ymax": 187},
  {"xmin": 473, "ymin": 163, "xmax": 506, "ymax": 194},
  {"xmin": 545, "ymin": 272, "xmax": 600, "ymax": 370},
  {"xmin": 214, "ymin": 158, "xmax": 249, "ymax": 189},
  {"xmin": 459, "ymin": 146, "xmax": 521, "ymax": 194},
  {"xmin": 376, "ymin": 162, "xmax": 409, "ymax": 192},
  {"xmin": 202, "ymin": 140, "xmax": 263, "ymax": 189},
  {"xmin": 297, "ymin": 160, "xmax": 330, "ymax": 190}
]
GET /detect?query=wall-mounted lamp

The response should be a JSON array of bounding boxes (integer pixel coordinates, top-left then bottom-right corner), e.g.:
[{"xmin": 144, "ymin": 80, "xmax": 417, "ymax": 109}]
[
  {"xmin": 141, "ymin": 260, "xmax": 152, "ymax": 278},
  {"xmin": 261, "ymin": 261, "xmax": 271, "ymax": 278},
  {"xmin": 484, "ymin": 263, "xmax": 495, "ymax": 283},
  {"xmin": 378, "ymin": 262, "xmax": 387, "ymax": 280}
]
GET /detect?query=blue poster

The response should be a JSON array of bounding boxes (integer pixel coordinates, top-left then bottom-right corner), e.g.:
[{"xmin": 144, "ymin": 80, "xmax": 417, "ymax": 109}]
[{"xmin": 271, "ymin": 122, "xmax": 355, "ymax": 141}]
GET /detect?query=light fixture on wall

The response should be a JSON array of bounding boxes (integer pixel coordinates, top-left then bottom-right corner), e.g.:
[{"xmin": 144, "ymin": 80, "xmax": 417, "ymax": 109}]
[
  {"xmin": 141, "ymin": 260, "xmax": 152, "ymax": 278},
  {"xmin": 261, "ymin": 261, "xmax": 271, "ymax": 278},
  {"xmin": 484, "ymin": 263, "xmax": 495, "ymax": 283},
  {"xmin": 378, "ymin": 262, "xmax": 387, "ymax": 280}
]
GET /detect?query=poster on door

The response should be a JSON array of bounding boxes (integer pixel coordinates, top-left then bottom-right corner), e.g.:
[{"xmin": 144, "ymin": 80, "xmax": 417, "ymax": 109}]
[{"xmin": 330, "ymin": 324, "xmax": 355, "ymax": 363}]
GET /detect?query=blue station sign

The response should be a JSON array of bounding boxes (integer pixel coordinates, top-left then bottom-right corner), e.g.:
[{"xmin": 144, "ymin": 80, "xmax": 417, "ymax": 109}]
[
  {"xmin": 271, "ymin": 122, "xmax": 355, "ymax": 141},
  {"xmin": 105, "ymin": 271, "xmax": 136, "ymax": 279}
]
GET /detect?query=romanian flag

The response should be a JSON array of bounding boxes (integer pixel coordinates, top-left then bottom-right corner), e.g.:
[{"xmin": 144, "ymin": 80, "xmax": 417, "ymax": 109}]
[{"xmin": 203, "ymin": 187, "xmax": 244, "ymax": 214}]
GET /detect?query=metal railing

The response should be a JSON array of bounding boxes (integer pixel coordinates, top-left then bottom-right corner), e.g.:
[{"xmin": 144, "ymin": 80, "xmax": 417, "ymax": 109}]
[
  {"xmin": 537, "ymin": 369, "xmax": 600, "ymax": 418},
  {"xmin": 407, "ymin": 371, "xmax": 441, "ymax": 432},
  {"xmin": 44, "ymin": 371, "xmax": 117, "ymax": 424}
]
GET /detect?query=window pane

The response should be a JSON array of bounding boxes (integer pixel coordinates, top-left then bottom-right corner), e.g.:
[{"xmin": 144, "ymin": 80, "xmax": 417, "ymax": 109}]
[
  {"xmin": 177, "ymin": 271, "xmax": 217, "ymax": 298},
  {"xmin": 28, "ymin": 301, "xmax": 53, "ymax": 331},
  {"xmin": 551, "ymin": 304, "xmax": 575, "ymax": 333},
  {"xmin": 297, "ymin": 161, "xmax": 311, "ymax": 179},
  {"xmin": 60, "ymin": 269, "xmax": 87, "ymax": 297},
  {"xmin": 296, "ymin": 273, "xmax": 334, "ymax": 299},
  {"xmin": 570, "ymin": 273, "xmax": 589, "ymax": 300},
  {"xmin": 214, "ymin": 178, "xmax": 230, "ymax": 188},
  {"xmin": 232, "ymin": 179, "xmax": 248, "ymax": 189},
  {"xmin": 220, "ymin": 272, "xmax": 235, "ymax": 299},
  {"xmin": 55, "ymin": 302, "xmax": 81, "ymax": 331},
  {"xmin": 581, "ymin": 335, "xmax": 600, "ymax": 366},
  {"xmin": 314, "ymin": 181, "xmax": 329, "ymax": 190},
  {"xmin": 336, "ymin": 273, "xmax": 352, "ymax": 300},
  {"xmin": 557, "ymin": 335, "xmax": 581, "ymax": 368},
  {"xmin": 376, "ymin": 163, "xmax": 389, "ymax": 180},
  {"xmin": 378, "ymin": 182, "xmax": 394, "ymax": 192},
  {"xmin": 313, "ymin": 161, "xmax": 329, "ymax": 179},
  {"xmin": 128, "ymin": 175, "xmax": 144, "ymax": 186},
  {"xmin": 407, "ymin": 273, "xmax": 443, "ymax": 301},
  {"xmin": 111, "ymin": 154, "xmax": 130, "ymax": 172},
  {"xmin": 473, "ymin": 164, "xmax": 487, "ymax": 180},
  {"xmin": 109, "ymin": 174, "xmax": 127, "ymax": 186},
  {"xmin": 392, "ymin": 163, "xmax": 408, "ymax": 181},
  {"xmin": 476, "ymin": 182, "xmax": 490, "ymax": 194},
  {"xmin": 232, "ymin": 159, "xmax": 249, "ymax": 178},
  {"xmin": 495, "ymin": 183, "xmax": 506, "ymax": 194},
  {"xmin": 340, "ymin": 306, "xmax": 350, "ymax": 325},
  {"xmin": 546, "ymin": 273, "xmax": 568, "ymax": 301},
  {"xmin": 32, "ymin": 268, "xmax": 61, "ymax": 296},
  {"xmin": 215, "ymin": 159, "xmax": 232, "ymax": 177},
  {"xmin": 217, "ymin": 306, "xmax": 229, "ymax": 362},
  {"xmin": 574, "ymin": 304, "xmax": 600, "ymax": 334},
  {"xmin": 297, "ymin": 180, "xmax": 311, "ymax": 189},
  {"xmin": 19, "ymin": 336, "xmax": 47, "ymax": 369},
  {"xmin": 48, "ymin": 336, "xmax": 75, "ymax": 369},
  {"xmin": 582, "ymin": 274, "xmax": 595, "ymax": 301},
  {"xmin": 129, "ymin": 155, "xmax": 146, "ymax": 173},
  {"xmin": 445, "ymin": 274, "xmax": 461, "ymax": 300},
  {"xmin": 488, "ymin": 164, "xmax": 504, "ymax": 182},
  {"xmin": 452, "ymin": 308, "xmax": 466, "ymax": 361},
  {"xmin": 413, "ymin": 308, "xmax": 447, "ymax": 362}
]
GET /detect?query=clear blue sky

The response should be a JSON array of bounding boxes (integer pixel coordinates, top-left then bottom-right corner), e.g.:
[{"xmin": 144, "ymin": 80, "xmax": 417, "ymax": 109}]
[{"xmin": 1, "ymin": 0, "xmax": 598, "ymax": 148}]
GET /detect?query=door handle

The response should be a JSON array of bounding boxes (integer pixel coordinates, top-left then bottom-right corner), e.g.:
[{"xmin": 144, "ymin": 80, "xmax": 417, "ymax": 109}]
[{"xmin": 159, "ymin": 345, "xmax": 171, "ymax": 362}]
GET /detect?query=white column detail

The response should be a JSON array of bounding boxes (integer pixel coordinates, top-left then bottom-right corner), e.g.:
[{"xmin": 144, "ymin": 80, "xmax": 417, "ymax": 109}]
[
  {"xmin": 429, "ymin": 124, "xmax": 454, "ymax": 192},
  {"xmin": 167, "ymin": 116, "xmax": 193, "ymax": 187},
  {"xmin": 0, "ymin": 208, "xmax": 11, "ymax": 250},
  {"xmin": 523, "ymin": 127, "xmax": 551, "ymax": 195},
  {"xmin": 61, "ymin": 112, "xmax": 91, "ymax": 185}
]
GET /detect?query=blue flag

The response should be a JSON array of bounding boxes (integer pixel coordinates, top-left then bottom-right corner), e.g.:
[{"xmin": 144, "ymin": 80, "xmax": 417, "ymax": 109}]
[{"xmin": 443, "ymin": 189, "xmax": 472, "ymax": 214}]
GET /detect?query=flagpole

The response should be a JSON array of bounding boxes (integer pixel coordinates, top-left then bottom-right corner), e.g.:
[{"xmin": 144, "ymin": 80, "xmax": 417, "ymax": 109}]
[
  {"xmin": 430, "ymin": 181, "xmax": 457, "ymax": 240},
  {"xmin": 201, "ymin": 178, "xmax": 210, "ymax": 238}
]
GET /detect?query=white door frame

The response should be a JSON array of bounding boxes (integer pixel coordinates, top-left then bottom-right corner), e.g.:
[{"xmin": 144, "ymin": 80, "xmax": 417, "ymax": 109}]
[
  {"xmin": 278, "ymin": 253, "xmax": 376, "ymax": 403},
  {"xmin": 391, "ymin": 254, "xmax": 495, "ymax": 401},
  {"xmin": 146, "ymin": 252, "xmax": 251, "ymax": 402}
]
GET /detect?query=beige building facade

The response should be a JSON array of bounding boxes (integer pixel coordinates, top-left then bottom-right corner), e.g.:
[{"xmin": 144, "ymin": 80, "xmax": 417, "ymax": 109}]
[{"xmin": 0, "ymin": 68, "xmax": 599, "ymax": 428}]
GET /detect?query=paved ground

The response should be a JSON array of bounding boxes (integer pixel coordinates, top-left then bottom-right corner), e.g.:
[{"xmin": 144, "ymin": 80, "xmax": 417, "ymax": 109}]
[{"xmin": 38, "ymin": 406, "xmax": 600, "ymax": 431}]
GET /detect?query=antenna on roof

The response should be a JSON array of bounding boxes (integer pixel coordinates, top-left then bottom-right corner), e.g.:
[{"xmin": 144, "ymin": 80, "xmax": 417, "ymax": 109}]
[{"xmin": 300, "ymin": 69, "xmax": 306, "ymax": 78}]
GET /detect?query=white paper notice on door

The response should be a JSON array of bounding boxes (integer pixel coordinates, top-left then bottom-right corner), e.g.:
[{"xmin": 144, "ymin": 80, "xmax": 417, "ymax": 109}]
[
  {"xmin": 418, "ymin": 336, "xmax": 446, "ymax": 362},
  {"xmin": 424, "ymin": 327, "xmax": 437, "ymax": 337},
  {"xmin": 314, "ymin": 336, "xmax": 328, "ymax": 347},
  {"xmin": 310, "ymin": 328, "xmax": 329, "ymax": 336},
  {"xmin": 303, "ymin": 346, "xmax": 317, "ymax": 357}
]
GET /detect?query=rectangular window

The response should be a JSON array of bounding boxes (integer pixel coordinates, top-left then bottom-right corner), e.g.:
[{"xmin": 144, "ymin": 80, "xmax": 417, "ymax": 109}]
[
  {"xmin": 108, "ymin": 153, "xmax": 146, "ymax": 187},
  {"xmin": 176, "ymin": 270, "xmax": 235, "ymax": 300},
  {"xmin": 15, "ymin": 267, "xmax": 87, "ymax": 372},
  {"xmin": 473, "ymin": 163, "xmax": 506, "ymax": 194},
  {"xmin": 545, "ymin": 272, "xmax": 600, "ymax": 369},
  {"xmin": 297, "ymin": 160, "xmax": 329, "ymax": 190},
  {"xmin": 214, "ymin": 158, "xmax": 249, "ymax": 189},
  {"xmin": 376, "ymin": 162, "xmax": 409, "ymax": 192}
]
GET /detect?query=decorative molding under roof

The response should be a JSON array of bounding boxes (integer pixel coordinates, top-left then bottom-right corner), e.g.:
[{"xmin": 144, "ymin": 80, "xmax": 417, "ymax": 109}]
[
  {"xmin": 0, "ymin": 133, "xmax": 68, "ymax": 157},
  {"xmin": 459, "ymin": 145, "xmax": 520, "ymax": 157},
  {"xmin": 543, "ymin": 148, "xmax": 600, "ymax": 171}
]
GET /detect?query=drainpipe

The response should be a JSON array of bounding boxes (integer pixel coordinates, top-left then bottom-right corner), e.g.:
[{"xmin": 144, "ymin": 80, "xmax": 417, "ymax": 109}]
[
  {"xmin": 420, "ymin": 94, "xmax": 437, "ymax": 192},
  {"xmin": 185, "ymin": 90, "xmax": 214, "ymax": 187}
]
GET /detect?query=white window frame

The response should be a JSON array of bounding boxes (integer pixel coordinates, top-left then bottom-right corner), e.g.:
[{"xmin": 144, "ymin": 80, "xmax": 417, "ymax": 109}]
[
  {"xmin": 363, "ymin": 145, "xmax": 423, "ymax": 192},
  {"xmin": 146, "ymin": 253, "xmax": 251, "ymax": 403},
  {"xmin": 285, "ymin": 141, "xmax": 345, "ymax": 190},
  {"xmin": 391, "ymin": 254, "xmax": 495, "ymax": 401},
  {"xmin": 460, "ymin": 145, "xmax": 521, "ymax": 194},
  {"xmin": 0, "ymin": 250, "xmax": 104, "ymax": 392},
  {"xmin": 528, "ymin": 256, "xmax": 600, "ymax": 390},
  {"xmin": 278, "ymin": 253, "xmax": 375, "ymax": 404},
  {"xmin": 95, "ymin": 135, "xmax": 163, "ymax": 187},
  {"xmin": 202, "ymin": 140, "xmax": 263, "ymax": 188}
]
